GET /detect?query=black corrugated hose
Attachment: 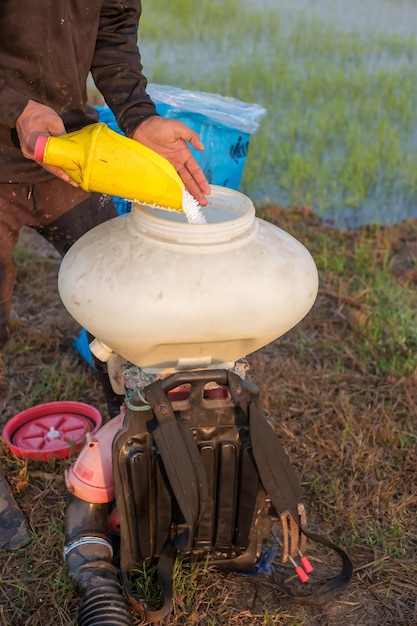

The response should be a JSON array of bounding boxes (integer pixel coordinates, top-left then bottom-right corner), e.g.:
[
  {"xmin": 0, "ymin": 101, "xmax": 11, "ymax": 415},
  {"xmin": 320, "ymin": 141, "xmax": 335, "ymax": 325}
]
[{"xmin": 64, "ymin": 494, "xmax": 132, "ymax": 626}]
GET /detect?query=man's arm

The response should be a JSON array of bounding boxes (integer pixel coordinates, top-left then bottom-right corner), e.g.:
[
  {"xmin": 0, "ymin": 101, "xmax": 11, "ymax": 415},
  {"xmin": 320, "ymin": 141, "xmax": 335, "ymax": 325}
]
[
  {"xmin": 92, "ymin": 0, "xmax": 210, "ymax": 204},
  {"xmin": 91, "ymin": 0, "xmax": 156, "ymax": 138}
]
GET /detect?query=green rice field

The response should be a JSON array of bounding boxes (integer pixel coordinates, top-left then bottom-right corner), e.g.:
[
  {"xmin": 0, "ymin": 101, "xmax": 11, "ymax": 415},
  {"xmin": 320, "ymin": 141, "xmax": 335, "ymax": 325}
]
[{"xmin": 138, "ymin": 0, "xmax": 417, "ymax": 229}]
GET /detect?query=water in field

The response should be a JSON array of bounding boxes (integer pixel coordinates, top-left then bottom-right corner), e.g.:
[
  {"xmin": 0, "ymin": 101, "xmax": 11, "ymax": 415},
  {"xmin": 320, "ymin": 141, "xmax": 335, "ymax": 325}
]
[
  {"xmin": 247, "ymin": 0, "xmax": 416, "ymax": 38},
  {"xmin": 139, "ymin": 0, "xmax": 417, "ymax": 229}
]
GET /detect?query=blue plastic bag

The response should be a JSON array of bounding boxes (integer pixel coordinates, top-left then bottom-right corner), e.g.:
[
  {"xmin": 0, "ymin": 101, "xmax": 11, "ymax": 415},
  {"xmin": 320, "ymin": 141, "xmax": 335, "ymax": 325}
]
[{"xmin": 147, "ymin": 84, "xmax": 266, "ymax": 189}]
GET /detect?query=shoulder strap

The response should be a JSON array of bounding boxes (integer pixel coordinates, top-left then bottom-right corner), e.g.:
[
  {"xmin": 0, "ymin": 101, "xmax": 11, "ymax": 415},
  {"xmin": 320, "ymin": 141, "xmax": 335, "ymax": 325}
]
[
  {"xmin": 227, "ymin": 371, "xmax": 353, "ymax": 604},
  {"xmin": 227, "ymin": 371, "xmax": 302, "ymax": 521},
  {"xmin": 144, "ymin": 378, "xmax": 209, "ymax": 550},
  {"xmin": 125, "ymin": 378, "xmax": 209, "ymax": 623}
]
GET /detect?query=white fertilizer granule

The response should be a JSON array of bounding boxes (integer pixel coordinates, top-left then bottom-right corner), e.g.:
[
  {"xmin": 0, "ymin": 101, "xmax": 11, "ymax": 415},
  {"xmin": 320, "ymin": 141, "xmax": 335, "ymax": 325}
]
[
  {"xmin": 181, "ymin": 189, "xmax": 207, "ymax": 224},
  {"xmin": 134, "ymin": 189, "xmax": 207, "ymax": 224}
]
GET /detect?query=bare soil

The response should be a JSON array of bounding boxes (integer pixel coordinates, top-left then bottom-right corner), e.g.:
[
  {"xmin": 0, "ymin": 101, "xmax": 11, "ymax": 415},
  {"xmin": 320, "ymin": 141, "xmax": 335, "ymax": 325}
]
[{"xmin": 1, "ymin": 208, "xmax": 416, "ymax": 626}]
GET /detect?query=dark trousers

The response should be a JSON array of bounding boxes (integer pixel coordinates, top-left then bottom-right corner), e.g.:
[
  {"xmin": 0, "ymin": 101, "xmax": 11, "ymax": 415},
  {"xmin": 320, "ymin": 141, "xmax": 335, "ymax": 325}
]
[
  {"xmin": 0, "ymin": 178, "xmax": 116, "ymax": 326},
  {"xmin": 0, "ymin": 178, "xmax": 123, "ymax": 413}
]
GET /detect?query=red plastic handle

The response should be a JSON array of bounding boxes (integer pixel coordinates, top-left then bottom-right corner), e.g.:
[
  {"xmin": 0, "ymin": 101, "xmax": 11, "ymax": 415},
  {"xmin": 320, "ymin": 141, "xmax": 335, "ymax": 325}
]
[
  {"xmin": 295, "ymin": 566, "xmax": 309, "ymax": 583},
  {"xmin": 34, "ymin": 134, "xmax": 48, "ymax": 162},
  {"xmin": 300, "ymin": 556, "xmax": 313, "ymax": 574}
]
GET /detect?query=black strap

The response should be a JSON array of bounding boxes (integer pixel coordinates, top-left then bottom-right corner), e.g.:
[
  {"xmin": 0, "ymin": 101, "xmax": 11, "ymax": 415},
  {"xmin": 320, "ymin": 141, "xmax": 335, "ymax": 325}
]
[
  {"xmin": 227, "ymin": 371, "xmax": 354, "ymax": 603},
  {"xmin": 226, "ymin": 371, "xmax": 301, "ymax": 522},
  {"xmin": 131, "ymin": 379, "xmax": 209, "ymax": 623},
  {"xmin": 144, "ymin": 378, "xmax": 209, "ymax": 551},
  {"xmin": 120, "ymin": 539, "xmax": 176, "ymax": 623}
]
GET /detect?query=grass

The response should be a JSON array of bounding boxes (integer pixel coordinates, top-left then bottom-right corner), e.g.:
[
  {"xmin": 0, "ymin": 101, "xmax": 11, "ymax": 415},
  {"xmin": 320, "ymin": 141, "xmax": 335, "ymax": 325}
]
[
  {"xmin": 1, "ymin": 210, "xmax": 416, "ymax": 624},
  {"xmin": 313, "ymin": 226, "xmax": 417, "ymax": 375},
  {"xmin": 133, "ymin": 0, "xmax": 417, "ymax": 226},
  {"xmin": 262, "ymin": 208, "xmax": 417, "ymax": 376}
]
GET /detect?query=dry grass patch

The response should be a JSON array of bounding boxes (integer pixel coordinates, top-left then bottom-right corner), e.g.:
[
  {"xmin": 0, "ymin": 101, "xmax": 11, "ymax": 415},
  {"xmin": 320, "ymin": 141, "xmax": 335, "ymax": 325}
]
[{"xmin": 1, "ymin": 211, "xmax": 416, "ymax": 625}]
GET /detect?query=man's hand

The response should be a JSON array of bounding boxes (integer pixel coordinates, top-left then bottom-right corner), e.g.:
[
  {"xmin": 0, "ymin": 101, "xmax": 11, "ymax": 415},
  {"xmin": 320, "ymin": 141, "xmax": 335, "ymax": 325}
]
[
  {"xmin": 15, "ymin": 101, "xmax": 78, "ymax": 186},
  {"xmin": 132, "ymin": 116, "xmax": 211, "ymax": 206}
]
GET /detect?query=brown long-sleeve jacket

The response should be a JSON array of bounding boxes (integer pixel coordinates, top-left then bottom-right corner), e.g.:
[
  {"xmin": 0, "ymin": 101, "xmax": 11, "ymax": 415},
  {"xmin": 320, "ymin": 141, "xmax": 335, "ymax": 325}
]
[{"xmin": 0, "ymin": 0, "xmax": 157, "ymax": 183}]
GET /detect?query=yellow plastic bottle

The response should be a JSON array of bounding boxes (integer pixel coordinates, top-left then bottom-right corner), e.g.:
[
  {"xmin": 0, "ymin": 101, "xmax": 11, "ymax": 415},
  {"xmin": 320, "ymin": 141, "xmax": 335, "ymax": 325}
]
[{"xmin": 34, "ymin": 122, "xmax": 185, "ymax": 211}]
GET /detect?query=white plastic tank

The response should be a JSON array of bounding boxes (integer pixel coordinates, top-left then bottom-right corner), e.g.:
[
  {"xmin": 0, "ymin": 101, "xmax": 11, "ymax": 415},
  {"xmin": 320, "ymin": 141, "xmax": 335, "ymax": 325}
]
[{"xmin": 58, "ymin": 186, "xmax": 318, "ymax": 372}]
